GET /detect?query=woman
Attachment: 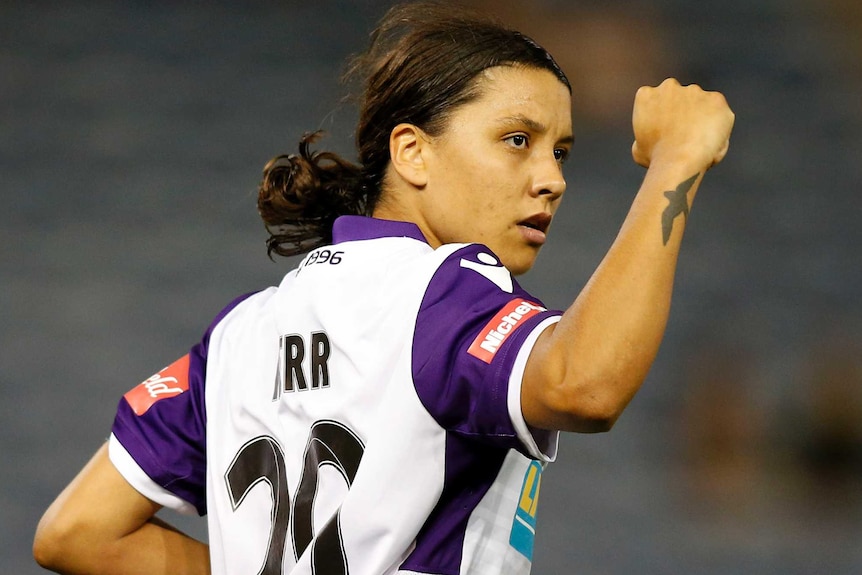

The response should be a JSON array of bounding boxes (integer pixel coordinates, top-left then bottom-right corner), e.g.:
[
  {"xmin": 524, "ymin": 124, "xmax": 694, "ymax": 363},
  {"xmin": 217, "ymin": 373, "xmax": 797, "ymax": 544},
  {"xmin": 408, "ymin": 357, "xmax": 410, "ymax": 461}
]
[{"xmin": 34, "ymin": 3, "xmax": 734, "ymax": 574}]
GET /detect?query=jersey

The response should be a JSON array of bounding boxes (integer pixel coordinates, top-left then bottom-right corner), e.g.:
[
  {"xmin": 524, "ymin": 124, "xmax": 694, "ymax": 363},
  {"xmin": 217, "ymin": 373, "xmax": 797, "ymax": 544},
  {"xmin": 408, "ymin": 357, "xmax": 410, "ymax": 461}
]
[{"xmin": 109, "ymin": 215, "xmax": 563, "ymax": 575}]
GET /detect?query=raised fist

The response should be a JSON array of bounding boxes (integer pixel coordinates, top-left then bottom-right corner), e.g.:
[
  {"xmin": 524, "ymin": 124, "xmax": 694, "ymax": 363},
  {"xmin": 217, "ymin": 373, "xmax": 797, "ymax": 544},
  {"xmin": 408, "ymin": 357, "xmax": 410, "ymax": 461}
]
[{"xmin": 631, "ymin": 78, "xmax": 735, "ymax": 170}]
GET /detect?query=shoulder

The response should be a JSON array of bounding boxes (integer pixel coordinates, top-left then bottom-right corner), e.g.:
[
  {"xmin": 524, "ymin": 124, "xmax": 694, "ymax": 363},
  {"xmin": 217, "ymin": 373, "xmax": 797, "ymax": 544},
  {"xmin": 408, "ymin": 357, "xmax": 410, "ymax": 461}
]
[
  {"xmin": 206, "ymin": 287, "xmax": 278, "ymax": 344},
  {"xmin": 420, "ymin": 243, "xmax": 546, "ymax": 318},
  {"xmin": 213, "ymin": 287, "xmax": 278, "ymax": 327},
  {"xmin": 432, "ymin": 243, "xmax": 516, "ymax": 291},
  {"xmin": 411, "ymin": 243, "xmax": 559, "ymax": 438}
]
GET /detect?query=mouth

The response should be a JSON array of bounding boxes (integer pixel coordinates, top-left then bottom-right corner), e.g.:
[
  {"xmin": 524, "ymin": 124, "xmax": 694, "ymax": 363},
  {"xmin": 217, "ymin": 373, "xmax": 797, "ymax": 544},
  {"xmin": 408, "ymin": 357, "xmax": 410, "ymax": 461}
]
[
  {"xmin": 518, "ymin": 213, "xmax": 552, "ymax": 233},
  {"xmin": 517, "ymin": 213, "xmax": 553, "ymax": 245}
]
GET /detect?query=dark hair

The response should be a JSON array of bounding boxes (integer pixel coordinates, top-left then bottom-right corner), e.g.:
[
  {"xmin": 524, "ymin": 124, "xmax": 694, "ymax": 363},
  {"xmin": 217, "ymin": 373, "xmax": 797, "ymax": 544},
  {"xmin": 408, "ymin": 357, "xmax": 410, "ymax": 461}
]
[{"xmin": 258, "ymin": 1, "xmax": 570, "ymax": 258}]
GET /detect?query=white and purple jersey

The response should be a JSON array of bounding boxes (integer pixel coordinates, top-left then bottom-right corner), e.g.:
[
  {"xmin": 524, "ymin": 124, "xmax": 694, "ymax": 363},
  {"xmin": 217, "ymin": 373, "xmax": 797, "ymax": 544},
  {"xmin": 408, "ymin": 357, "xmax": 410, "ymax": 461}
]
[{"xmin": 109, "ymin": 215, "xmax": 562, "ymax": 575}]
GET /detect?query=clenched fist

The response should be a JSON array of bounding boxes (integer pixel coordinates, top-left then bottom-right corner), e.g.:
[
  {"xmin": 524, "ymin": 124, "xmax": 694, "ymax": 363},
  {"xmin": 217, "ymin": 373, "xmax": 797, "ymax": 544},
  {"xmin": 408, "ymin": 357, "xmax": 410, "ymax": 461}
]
[{"xmin": 631, "ymin": 78, "xmax": 735, "ymax": 170}]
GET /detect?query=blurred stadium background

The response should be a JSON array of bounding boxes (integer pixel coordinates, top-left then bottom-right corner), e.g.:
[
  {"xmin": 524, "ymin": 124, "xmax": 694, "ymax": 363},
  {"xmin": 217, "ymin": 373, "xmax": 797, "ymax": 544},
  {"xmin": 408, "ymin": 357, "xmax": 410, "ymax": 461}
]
[{"xmin": 3, "ymin": 1, "xmax": 861, "ymax": 573}]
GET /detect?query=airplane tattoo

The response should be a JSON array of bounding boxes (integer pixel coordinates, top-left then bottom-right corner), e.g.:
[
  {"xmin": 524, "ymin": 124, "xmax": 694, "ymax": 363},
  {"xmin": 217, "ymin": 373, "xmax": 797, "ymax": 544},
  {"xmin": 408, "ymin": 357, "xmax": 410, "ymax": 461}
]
[{"xmin": 661, "ymin": 173, "xmax": 700, "ymax": 245}]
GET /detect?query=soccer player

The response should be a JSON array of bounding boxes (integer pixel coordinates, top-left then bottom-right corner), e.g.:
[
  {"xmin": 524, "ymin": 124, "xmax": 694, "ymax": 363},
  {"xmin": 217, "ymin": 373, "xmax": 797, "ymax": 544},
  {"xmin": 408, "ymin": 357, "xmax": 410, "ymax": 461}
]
[{"xmin": 33, "ymin": 3, "xmax": 734, "ymax": 574}]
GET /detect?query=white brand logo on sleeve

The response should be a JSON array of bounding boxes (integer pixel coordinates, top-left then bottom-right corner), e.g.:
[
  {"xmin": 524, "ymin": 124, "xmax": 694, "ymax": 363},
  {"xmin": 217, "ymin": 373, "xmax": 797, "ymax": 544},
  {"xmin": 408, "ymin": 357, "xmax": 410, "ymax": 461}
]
[
  {"xmin": 468, "ymin": 299, "xmax": 546, "ymax": 363},
  {"xmin": 460, "ymin": 253, "xmax": 513, "ymax": 293}
]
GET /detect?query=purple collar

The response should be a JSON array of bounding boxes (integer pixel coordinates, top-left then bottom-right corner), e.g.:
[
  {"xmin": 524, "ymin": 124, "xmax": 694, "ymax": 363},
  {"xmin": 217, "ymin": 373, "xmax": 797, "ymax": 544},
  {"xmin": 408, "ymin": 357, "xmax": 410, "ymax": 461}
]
[{"xmin": 332, "ymin": 215, "xmax": 429, "ymax": 244}]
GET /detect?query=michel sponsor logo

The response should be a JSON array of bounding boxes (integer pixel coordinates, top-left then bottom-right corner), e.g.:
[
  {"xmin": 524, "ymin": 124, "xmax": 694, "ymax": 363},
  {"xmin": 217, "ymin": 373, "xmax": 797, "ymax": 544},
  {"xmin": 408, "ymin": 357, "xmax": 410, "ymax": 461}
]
[
  {"xmin": 467, "ymin": 299, "xmax": 545, "ymax": 363},
  {"xmin": 124, "ymin": 354, "xmax": 191, "ymax": 416}
]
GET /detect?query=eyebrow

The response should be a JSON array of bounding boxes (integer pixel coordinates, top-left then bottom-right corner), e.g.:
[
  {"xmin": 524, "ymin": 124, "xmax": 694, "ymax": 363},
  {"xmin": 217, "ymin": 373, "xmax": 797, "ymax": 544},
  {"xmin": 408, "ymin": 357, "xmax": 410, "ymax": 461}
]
[{"xmin": 498, "ymin": 114, "xmax": 574, "ymax": 145}]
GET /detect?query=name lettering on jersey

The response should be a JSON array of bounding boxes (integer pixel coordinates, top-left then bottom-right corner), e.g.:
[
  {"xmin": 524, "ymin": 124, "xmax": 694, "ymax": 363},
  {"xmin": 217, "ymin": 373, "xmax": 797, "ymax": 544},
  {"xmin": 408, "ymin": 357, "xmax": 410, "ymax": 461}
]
[
  {"xmin": 467, "ymin": 299, "xmax": 546, "ymax": 363},
  {"xmin": 509, "ymin": 460, "xmax": 543, "ymax": 560},
  {"xmin": 273, "ymin": 331, "xmax": 331, "ymax": 399},
  {"xmin": 124, "ymin": 354, "xmax": 190, "ymax": 416}
]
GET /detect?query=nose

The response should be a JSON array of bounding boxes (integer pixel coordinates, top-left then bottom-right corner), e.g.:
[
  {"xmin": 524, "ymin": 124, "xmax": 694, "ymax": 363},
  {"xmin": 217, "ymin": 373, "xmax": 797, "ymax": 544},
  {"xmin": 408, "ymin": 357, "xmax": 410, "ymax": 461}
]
[{"xmin": 530, "ymin": 157, "xmax": 566, "ymax": 201}]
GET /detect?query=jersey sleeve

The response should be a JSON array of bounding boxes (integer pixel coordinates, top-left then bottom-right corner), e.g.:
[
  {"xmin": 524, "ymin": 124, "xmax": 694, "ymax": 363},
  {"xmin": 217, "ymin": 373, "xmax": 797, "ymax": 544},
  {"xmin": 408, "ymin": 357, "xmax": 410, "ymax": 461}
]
[
  {"xmin": 109, "ymin": 292, "xmax": 256, "ymax": 515},
  {"xmin": 411, "ymin": 245, "xmax": 562, "ymax": 462}
]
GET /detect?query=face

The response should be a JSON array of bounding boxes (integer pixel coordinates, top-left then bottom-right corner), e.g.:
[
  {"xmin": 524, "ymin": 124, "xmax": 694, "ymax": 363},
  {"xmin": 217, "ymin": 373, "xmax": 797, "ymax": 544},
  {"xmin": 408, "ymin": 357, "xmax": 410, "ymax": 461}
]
[{"xmin": 416, "ymin": 66, "xmax": 573, "ymax": 275}]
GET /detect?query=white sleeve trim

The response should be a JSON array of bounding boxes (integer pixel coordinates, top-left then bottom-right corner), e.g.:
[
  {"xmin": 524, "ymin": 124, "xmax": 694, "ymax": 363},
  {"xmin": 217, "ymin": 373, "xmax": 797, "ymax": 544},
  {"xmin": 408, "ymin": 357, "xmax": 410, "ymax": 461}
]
[
  {"xmin": 108, "ymin": 433, "xmax": 198, "ymax": 515},
  {"xmin": 506, "ymin": 315, "xmax": 561, "ymax": 463}
]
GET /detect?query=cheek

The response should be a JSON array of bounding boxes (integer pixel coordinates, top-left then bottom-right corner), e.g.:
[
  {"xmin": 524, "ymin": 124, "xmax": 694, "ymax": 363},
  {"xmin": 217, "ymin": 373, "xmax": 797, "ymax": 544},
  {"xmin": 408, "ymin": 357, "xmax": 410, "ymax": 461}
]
[{"xmin": 481, "ymin": 195, "xmax": 499, "ymax": 213}]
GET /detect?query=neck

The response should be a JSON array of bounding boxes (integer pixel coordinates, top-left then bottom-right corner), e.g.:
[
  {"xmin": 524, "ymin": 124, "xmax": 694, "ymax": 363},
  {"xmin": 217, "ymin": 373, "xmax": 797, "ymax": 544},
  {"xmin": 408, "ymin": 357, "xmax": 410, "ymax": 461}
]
[{"xmin": 371, "ymin": 188, "xmax": 441, "ymax": 248}]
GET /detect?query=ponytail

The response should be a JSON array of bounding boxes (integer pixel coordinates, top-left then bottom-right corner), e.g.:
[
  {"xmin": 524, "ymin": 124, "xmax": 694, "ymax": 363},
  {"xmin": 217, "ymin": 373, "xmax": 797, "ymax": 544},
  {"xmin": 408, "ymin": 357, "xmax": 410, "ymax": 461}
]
[{"xmin": 257, "ymin": 132, "xmax": 373, "ymax": 258}]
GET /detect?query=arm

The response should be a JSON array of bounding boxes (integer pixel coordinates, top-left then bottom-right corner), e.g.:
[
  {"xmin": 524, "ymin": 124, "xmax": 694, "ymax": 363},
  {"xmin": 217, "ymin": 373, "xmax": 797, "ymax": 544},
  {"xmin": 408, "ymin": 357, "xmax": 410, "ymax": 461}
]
[
  {"xmin": 33, "ymin": 443, "xmax": 210, "ymax": 575},
  {"xmin": 522, "ymin": 78, "xmax": 735, "ymax": 432}
]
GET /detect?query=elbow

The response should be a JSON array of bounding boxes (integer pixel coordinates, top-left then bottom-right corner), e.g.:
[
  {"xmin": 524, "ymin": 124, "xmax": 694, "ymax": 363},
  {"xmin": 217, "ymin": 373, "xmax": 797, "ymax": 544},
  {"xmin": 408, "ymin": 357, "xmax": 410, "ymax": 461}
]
[
  {"xmin": 33, "ymin": 506, "xmax": 92, "ymax": 573},
  {"xmin": 562, "ymin": 396, "xmax": 623, "ymax": 434},
  {"xmin": 577, "ymin": 410, "xmax": 620, "ymax": 434},
  {"xmin": 33, "ymin": 514, "xmax": 68, "ymax": 571},
  {"xmin": 545, "ymin": 375, "xmax": 638, "ymax": 433}
]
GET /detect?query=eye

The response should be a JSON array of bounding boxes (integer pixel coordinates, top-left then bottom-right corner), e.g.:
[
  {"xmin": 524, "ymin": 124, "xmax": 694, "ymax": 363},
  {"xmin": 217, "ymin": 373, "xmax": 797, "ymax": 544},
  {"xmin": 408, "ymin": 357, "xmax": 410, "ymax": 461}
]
[
  {"xmin": 554, "ymin": 147, "xmax": 570, "ymax": 164},
  {"xmin": 504, "ymin": 134, "xmax": 528, "ymax": 149}
]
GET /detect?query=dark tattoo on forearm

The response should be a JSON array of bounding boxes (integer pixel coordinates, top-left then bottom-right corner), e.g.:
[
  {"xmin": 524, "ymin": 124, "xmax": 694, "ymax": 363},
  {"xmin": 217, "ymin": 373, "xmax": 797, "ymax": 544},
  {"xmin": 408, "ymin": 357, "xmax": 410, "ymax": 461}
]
[{"xmin": 661, "ymin": 173, "xmax": 700, "ymax": 245}]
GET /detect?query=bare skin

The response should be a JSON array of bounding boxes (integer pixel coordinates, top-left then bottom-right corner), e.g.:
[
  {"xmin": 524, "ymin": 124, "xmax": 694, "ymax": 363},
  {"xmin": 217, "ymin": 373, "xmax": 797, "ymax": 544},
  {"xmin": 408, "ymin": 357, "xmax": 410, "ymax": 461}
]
[
  {"xmin": 33, "ymin": 444, "xmax": 209, "ymax": 575},
  {"xmin": 34, "ymin": 72, "xmax": 733, "ymax": 572},
  {"xmin": 377, "ymin": 66, "xmax": 573, "ymax": 276},
  {"xmin": 379, "ymin": 71, "xmax": 734, "ymax": 432},
  {"xmin": 521, "ymin": 78, "xmax": 733, "ymax": 432}
]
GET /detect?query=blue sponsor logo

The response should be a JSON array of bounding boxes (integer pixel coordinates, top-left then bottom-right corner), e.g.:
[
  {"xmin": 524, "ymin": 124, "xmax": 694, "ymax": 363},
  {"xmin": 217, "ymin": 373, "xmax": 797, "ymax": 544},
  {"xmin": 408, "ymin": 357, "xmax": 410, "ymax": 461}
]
[{"xmin": 509, "ymin": 460, "xmax": 542, "ymax": 560}]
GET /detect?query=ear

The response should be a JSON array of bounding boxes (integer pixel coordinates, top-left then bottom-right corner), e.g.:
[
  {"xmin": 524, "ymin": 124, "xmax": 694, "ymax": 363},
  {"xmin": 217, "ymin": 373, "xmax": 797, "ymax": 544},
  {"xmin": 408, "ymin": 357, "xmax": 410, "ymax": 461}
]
[{"xmin": 388, "ymin": 123, "xmax": 429, "ymax": 188}]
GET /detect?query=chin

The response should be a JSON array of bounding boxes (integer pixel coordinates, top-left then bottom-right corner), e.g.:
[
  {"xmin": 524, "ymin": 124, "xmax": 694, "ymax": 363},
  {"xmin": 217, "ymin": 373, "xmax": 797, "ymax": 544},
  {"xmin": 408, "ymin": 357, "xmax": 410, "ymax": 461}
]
[
  {"xmin": 489, "ymin": 241, "xmax": 540, "ymax": 276},
  {"xmin": 502, "ymin": 254, "xmax": 537, "ymax": 277}
]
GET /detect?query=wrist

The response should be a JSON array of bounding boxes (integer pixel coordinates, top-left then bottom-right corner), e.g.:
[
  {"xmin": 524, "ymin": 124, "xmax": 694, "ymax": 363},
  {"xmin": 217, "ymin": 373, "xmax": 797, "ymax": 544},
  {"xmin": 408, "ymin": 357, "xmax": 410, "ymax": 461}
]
[{"xmin": 647, "ymin": 141, "xmax": 716, "ymax": 174}]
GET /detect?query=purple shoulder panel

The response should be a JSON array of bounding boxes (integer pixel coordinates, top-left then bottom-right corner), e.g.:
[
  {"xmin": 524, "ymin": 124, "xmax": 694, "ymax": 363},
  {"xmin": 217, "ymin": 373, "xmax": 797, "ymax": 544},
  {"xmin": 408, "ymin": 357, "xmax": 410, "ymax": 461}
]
[
  {"xmin": 411, "ymin": 245, "xmax": 559, "ymax": 450},
  {"xmin": 406, "ymin": 244, "xmax": 563, "ymax": 572},
  {"xmin": 111, "ymin": 291, "xmax": 258, "ymax": 515}
]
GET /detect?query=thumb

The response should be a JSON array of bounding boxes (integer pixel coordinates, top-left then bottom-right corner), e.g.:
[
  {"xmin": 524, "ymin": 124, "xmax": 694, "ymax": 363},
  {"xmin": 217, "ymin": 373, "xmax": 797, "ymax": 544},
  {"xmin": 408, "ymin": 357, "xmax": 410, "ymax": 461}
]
[{"xmin": 631, "ymin": 140, "xmax": 650, "ymax": 168}]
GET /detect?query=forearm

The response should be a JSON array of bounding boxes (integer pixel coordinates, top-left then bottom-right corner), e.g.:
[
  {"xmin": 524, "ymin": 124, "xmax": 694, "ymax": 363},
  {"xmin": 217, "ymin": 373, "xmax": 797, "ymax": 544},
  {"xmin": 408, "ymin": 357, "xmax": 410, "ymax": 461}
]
[
  {"xmin": 85, "ymin": 517, "xmax": 210, "ymax": 575},
  {"xmin": 34, "ymin": 444, "xmax": 210, "ymax": 575},
  {"xmin": 38, "ymin": 517, "xmax": 210, "ymax": 575},
  {"xmin": 522, "ymin": 79, "xmax": 733, "ymax": 432},
  {"xmin": 525, "ymin": 160, "xmax": 706, "ymax": 432},
  {"xmin": 562, "ymin": 163, "xmax": 703, "ymax": 410}
]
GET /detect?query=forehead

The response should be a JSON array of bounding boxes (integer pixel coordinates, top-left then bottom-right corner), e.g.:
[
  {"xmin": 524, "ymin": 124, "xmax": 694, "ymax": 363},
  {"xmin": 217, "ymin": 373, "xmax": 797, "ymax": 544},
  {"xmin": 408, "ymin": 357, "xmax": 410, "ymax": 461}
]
[{"xmin": 457, "ymin": 65, "xmax": 573, "ymax": 135}]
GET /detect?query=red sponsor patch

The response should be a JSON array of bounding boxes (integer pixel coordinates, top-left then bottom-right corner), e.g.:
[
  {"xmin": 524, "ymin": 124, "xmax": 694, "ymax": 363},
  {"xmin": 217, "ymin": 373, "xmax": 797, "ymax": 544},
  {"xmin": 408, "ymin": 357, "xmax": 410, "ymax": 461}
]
[
  {"xmin": 124, "ymin": 354, "xmax": 191, "ymax": 416},
  {"xmin": 467, "ymin": 299, "xmax": 545, "ymax": 364}
]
